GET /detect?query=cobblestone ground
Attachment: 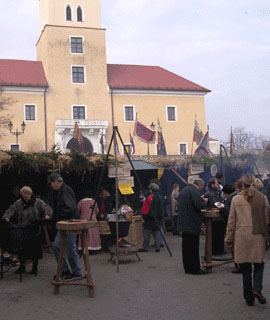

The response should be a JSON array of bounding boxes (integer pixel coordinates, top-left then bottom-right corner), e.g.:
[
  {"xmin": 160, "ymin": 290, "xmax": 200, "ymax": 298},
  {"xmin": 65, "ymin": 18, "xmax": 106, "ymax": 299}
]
[{"xmin": 1, "ymin": 233, "xmax": 270, "ymax": 320}]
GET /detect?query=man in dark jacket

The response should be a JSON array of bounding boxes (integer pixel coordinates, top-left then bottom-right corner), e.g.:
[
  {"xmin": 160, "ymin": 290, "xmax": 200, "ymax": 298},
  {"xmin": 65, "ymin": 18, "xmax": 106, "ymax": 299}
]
[
  {"xmin": 178, "ymin": 178, "xmax": 207, "ymax": 275},
  {"xmin": 49, "ymin": 173, "xmax": 81, "ymax": 279}
]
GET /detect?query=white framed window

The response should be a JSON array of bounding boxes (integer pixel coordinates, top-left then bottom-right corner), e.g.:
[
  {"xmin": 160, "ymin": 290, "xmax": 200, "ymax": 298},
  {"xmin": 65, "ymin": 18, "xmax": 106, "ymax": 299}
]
[
  {"xmin": 9, "ymin": 144, "xmax": 21, "ymax": 152},
  {"xmin": 123, "ymin": 144, "xmax": 132, "ymax": 155},
  {"xmin": 77, "ymin": 6, "xmax": 83, "ymax": 22},
  {"xmin": 71, "ymin": 65, "xmax": 86, "ymax": 83},
  {"xmin": 72, "ymin": 105, "xmax": 86, "ymax": 119},
  {"xmin": 179, "ymin": 143, "xmax": 188, "ymax": 155},
  {"xmin": 24, "ymin": 104, "xmax": 37, "ymax": 121},
  {"xmin": 70, "ymin": 36, "xmax": 84, "ymax": 54},
  {"xmin": 66, "ymin": 5, "xmax": 72, "ymax": 21},
  {"xmin": 124, "ymin": 105, "xmax": 135, "ymax": 122},
  {"xmin": 166, "ymin": 105, "xmax": 177, "ymax": 122}
]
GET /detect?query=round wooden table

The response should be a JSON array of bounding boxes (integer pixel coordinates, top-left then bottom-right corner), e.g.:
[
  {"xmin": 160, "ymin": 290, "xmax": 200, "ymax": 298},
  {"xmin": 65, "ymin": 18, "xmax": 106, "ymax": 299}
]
[{"xmin": 51, "ymin": 220, "xmax": 96, "ymax": 298}]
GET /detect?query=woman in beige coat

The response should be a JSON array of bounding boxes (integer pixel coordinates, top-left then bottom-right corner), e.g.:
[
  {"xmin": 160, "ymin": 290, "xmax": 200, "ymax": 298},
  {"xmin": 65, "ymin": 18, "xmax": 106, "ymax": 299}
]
[{"xmin": 225, "ymin": 174, "xmax": 269, "ymax": 306}]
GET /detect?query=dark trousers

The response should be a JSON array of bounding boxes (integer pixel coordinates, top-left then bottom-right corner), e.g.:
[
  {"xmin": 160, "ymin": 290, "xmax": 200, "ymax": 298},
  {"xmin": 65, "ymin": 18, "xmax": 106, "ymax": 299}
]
[
  {"xmin": 240, "ymin": 262, "xmax": 264, "ymax": 301},
  {"xmin": 212, "ymin": 220, "xmax": 225, "ymax": 255},
  {"xmin": 142, "ymin": 228, "xmax": 160, "ymax": 250},
  {"xmin": 172, "ymin": 216, "xmax": 179, "ymax": 235},
  {"xmin": 182, "ymin": 233, "xmax": 200, "ymax": 273}
]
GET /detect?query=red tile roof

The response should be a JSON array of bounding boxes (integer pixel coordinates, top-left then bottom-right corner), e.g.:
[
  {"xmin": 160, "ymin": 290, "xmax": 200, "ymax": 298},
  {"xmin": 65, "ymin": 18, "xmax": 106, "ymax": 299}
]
[
  {"xmin": 0, "ymin": 59, "xmax": 48, "ymax": 88},
  {"xmin": 107, "ymin": 64, "xmax": 210, "ymax": 92},
  {"xmin": 209, "ymin": 137, "xmax": 219, "ymax": 141}
]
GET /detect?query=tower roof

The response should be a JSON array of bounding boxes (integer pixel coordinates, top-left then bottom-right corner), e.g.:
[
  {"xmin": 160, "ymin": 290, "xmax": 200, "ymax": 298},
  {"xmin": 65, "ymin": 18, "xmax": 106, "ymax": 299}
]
[
  {"xmin": 0, "ymin": 59, "xmax": 48, "ymax": 88},
  {"xmin": 107, "ymin": 64, "xmax": 210, "ymax": 93}
]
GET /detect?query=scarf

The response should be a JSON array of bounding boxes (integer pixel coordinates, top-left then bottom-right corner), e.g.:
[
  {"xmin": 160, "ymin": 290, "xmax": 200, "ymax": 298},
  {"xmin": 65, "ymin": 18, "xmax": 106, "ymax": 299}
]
[{"xmin": 240, "ymin": 188, "xmax": 266, "ymax": 235}]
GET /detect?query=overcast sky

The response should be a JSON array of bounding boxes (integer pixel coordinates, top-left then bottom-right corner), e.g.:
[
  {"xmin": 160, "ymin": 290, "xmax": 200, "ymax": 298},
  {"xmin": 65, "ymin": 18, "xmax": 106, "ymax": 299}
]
[{"xmin": 0, "ymin": 0, "xmax": 269, "ymax": 142}]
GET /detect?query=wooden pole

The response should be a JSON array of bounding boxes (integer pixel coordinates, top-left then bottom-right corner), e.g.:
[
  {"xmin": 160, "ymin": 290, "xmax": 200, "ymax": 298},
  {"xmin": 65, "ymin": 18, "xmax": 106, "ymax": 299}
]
[{"xmin": 113, "ymin": 126, "xmax": 120, "ymax": 273}]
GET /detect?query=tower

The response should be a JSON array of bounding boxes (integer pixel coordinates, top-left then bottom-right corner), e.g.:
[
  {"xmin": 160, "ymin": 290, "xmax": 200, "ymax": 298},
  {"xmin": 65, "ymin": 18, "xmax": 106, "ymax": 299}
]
[
  {"xmin": 37, "ymin": 0, "xmax": 110, "ymax": 153},
  {"xmin": 39, "ymin": 0, "xmax": 101, "ymax": 35}
]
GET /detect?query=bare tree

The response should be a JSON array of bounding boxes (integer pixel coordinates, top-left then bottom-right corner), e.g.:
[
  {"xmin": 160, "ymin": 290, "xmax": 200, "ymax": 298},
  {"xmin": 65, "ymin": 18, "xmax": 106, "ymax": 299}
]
[
  {"xmin": 0, "ymin": 86, "xmax": 14, "ymax": 139},
  {"xmin": 230, "ymin": 127, "xmax": 270, "ymax": 151}
]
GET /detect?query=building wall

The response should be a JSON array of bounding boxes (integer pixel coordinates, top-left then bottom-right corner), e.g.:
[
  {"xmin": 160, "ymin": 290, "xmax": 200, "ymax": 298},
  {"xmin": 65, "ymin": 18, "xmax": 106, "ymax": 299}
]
[
  {"xmin": 0, "ymin": 90, "xmax": 46, "ymax": 152},
  {"xmin": 1, "ymin": 0, "xmax": 209, "ymax": 155},
  {"xmin": 112, "ymin": 92, "xmax": 207, "ymax": 155},
  {"xmin": 36, "ymin": 24, "xmax": 111, "ymax": 151}
]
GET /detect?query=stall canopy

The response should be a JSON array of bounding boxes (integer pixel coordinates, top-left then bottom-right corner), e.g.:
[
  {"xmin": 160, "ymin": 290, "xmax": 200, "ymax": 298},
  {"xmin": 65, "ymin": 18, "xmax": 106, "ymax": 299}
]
[{"xmin": 127, "ymin": 160, "xmax": 159, "ymax": 171}]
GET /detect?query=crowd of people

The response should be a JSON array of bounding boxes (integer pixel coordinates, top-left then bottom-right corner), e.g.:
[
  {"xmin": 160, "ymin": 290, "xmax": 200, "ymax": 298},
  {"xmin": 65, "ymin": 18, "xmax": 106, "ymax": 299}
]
[
  {"xmin": 1, "ymin": 170, "xmax": 270, "ymax": 307},
  {"xmin": 137, "ymin": 171, "xmax": 270, "ymax": 306},
  {"xmin": 0, "ymin": 173, "xmax": 112, "ymax": 279}
]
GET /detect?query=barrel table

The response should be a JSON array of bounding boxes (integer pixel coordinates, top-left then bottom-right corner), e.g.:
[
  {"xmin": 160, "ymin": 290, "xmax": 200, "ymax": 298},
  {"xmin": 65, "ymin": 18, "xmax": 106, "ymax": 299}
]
[{"xmin": 51, "ymin": 220, "xmax": 96, "ymax": 298}]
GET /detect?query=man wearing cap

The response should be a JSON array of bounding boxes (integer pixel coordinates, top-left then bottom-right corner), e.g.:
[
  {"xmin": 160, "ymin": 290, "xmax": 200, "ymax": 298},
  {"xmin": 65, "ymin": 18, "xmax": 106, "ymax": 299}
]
[
  {"xmin": 49, "ymin": 173, "xmax": 81, "ymax": 279},
  {"xmin": 178, "ymin": 178, "xmax": 207, "ymax": 275}
]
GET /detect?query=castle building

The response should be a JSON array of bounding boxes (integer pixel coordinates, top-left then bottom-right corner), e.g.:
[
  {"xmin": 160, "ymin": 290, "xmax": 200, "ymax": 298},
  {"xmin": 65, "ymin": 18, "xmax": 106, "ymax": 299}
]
[{"xmin": 0, "ymin": 0, "xmax": 210, "ymax": 155}]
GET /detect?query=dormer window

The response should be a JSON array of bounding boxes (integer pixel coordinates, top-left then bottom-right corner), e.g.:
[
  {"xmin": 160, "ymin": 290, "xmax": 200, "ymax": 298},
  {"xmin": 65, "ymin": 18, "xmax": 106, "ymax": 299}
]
[
  {"xmin": 77, "ymin": 6, "xmax": 83, "ymax": 22},
  {"xmin": 66, "ymin": 5, "xmax": 72, "ymax": 21}
]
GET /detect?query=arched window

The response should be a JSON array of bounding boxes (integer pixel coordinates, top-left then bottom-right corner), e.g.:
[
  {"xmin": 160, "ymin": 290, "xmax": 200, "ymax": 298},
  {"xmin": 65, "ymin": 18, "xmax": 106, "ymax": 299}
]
[
  {"xmin": 66, "ymin": 5, "xmax": 72, "ymax": 21},
  {"xmin": 77, "ymin": 6, "xmax": 83, "ymax": 22}
]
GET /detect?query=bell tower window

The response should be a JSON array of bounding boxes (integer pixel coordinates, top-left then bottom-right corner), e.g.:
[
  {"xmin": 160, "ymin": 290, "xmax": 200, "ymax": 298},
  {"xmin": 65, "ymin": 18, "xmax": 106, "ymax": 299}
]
[
  {"xmin": 66, "ymin": 5, "xmax": 72, "ymax": 21},
  {"xmin": 77, "ymin": 6, "xmax": 83, "ymax": 22}
]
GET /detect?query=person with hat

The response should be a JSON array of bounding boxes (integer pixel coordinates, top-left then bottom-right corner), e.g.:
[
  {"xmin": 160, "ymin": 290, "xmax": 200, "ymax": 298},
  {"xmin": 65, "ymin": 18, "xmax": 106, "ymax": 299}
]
[{"xmin": 49, "ymin": 173, "xmax": 81, "ymax": 279}]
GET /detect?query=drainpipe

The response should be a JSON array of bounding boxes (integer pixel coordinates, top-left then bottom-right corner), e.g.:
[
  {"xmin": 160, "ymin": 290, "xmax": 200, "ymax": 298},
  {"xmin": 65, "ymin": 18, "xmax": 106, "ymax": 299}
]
[
  {"xmin": 110, "ymin": 88, "xmax": 115, "ymax": 127},
  {"xmin": 43, "ymin": 87, "xmax": 48, "ymax": 151}
]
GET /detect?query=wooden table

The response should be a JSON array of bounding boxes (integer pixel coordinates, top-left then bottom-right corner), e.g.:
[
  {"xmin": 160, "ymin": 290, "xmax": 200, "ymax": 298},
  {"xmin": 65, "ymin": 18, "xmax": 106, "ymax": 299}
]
[
  {"xmin": 51, "ymin": 220, "xmax": 96, "ymax": 297},
  {"xmin": 202, "ymin": 209, "xmax": 233, "ymax": 273}
]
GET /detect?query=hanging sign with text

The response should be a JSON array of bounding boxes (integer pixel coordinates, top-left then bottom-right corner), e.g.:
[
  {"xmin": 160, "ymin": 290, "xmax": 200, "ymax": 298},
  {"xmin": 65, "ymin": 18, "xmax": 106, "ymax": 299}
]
[{"xmin": 118, "ymin": 184, "xmax": 134, "ymax": 195}]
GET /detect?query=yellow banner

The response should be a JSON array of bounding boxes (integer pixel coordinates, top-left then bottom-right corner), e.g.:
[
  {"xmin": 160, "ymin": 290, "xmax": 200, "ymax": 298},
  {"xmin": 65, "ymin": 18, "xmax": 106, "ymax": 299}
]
[
  {"xmin": 118, "ymin": 184, "xmax": 134, "ymax": 195},
  {"xmin": 158, "ymin": 168, "xmax": 164, "ymax": 180}
]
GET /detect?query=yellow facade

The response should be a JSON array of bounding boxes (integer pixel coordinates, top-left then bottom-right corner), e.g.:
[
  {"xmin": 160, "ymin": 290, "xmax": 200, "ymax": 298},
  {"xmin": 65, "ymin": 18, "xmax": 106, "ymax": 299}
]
[
  {"xmin": 0, "ymin": 0, "xmax": 208, "ymax": 155},
  {"xmin": 112, "ymin": 93, "xmax": 206, "ymax": 155},
  {"xmin": 0, "ymin": 89, "xmax": 46, "ymax": 152},
  {"xmin": 36, "ymin": 25, "xmax": 111, "ymax": 152}
]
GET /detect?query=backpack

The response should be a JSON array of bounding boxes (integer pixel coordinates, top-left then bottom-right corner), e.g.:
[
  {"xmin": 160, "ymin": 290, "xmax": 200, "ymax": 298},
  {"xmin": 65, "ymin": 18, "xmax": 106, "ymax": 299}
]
[{"xmin": 141, "ymin": 194, "xmax": 154, "ymax": 215}]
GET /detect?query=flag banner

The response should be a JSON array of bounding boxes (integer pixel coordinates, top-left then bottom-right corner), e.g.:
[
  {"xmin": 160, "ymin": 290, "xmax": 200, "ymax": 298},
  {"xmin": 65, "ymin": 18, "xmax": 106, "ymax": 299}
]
[
  {"xmin": 100, "ymin": 134, "xmax": 104, "ymax": 154},
  {"xmin": 129, "ymin": 132, "xmax": 135, "ymax": 155},
  {"xmin": 193, "ymin": 119, "xmax": 204, "ymax": 145},
  {"xmin": 73, "ymin": 122, "xmax": 85, "ymax": 153},
  {"xmin": 135, "ymin": 120, "xmax": 156, "ymax": 144},
  {"xmin": 157, "ymin": 119, "xmax": 167, "ymax": 155},
  {"xmin": 194, "ymin": 131, "xmax": 211, "ymax": 157},
  {"xmin": 158, "ymin": 168, "xmax": 165, "ymax": 180},
  {"xmin": 157, "ymin": 131, "xmax": 167, "ymax": 155},
  {"xmin": 229, "ymin": 127, "xmax": 235, "ymax": 155}
]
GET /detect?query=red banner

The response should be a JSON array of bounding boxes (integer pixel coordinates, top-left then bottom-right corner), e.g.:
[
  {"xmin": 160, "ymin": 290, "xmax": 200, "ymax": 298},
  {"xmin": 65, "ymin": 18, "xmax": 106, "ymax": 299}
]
[{"xmin": 135, "ymin": 120, "xmax": 156, "ymax": 144}]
